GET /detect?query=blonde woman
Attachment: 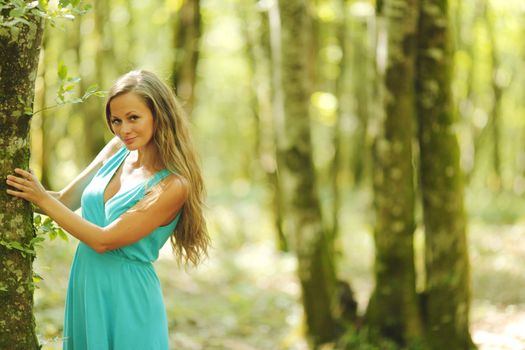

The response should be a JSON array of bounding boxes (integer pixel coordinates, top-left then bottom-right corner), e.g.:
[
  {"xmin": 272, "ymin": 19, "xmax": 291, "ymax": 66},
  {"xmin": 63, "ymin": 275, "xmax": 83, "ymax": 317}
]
[{"xmin": 6, "ymin": 70, "xmax": 209, "ymax": 349}]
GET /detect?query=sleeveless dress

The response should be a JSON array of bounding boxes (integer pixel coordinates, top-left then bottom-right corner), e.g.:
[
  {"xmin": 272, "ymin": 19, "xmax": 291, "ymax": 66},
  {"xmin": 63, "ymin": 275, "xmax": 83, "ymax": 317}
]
[{"xmin": 63, "ymin": 146, "xmax": 180, "ymax": 350}]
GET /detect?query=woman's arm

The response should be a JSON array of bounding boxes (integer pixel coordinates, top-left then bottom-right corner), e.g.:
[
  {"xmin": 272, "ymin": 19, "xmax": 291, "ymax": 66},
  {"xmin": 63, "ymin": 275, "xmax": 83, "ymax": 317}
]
[
  {"xmin": 49, "ymin": 137, "xmax": 123, "ymax": 211},
  {"xmin": 6, "ymin": 169, "xmax": 187, "ymax": 253}
]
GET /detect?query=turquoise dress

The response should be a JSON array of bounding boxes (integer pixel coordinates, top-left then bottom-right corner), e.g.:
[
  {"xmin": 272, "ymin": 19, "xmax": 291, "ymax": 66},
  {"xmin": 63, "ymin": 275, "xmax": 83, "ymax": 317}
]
[{"xmin": 63, "ymin": 146, "xmax": 180, "ymax": 350}]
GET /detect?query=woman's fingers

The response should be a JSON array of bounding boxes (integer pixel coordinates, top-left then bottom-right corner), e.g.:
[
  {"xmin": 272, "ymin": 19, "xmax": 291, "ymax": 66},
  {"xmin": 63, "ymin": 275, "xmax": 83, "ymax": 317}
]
[
  {"xmin": 6, "ymin": 175, "xmax": 29, "ymax": 187},
  {"xmin": 14, "ymin": 168, "xmax": 32, "ymax": 180}
]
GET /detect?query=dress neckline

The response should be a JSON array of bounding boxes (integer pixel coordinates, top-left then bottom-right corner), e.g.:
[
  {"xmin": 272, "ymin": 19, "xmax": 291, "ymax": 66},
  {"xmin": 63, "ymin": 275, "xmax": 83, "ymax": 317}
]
[{"xmin": 102, "ymin": 148, "xmax": 167, "ymax": 209}]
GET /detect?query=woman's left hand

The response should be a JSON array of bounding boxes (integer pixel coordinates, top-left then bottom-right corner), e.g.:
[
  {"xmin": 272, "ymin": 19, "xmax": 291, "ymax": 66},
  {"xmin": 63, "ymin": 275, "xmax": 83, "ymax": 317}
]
[{"xmin": 6, "ymin": 168, "xmax": 49, "ymax": 207}]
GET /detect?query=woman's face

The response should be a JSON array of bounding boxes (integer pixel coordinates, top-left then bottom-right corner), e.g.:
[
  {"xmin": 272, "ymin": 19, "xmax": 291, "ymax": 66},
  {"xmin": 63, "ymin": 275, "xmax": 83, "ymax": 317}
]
[{"xmin": 109, "ymin": 92, "xmax": 155, "ymax": 150}]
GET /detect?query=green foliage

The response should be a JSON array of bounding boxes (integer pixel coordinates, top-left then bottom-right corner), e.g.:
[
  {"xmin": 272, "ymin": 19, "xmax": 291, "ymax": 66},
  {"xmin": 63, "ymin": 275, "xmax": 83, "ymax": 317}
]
[
  {"xmin": 31, "ymin": 61, "xmax": 106, "ymax": 116},
  {"xmin": 0, "ymin": 215, "xmax": 67, "ymax": 261},
  {"xmin": 0, "ymin": 0, "xmax": 91, "ymax": 30},
  {"xmin": 55, "ymin": 61, "xmax": 105, "ymax": 104},
  {"xmin": 34, "ymin": 214, "xmax": 68, "ymax": 243}
]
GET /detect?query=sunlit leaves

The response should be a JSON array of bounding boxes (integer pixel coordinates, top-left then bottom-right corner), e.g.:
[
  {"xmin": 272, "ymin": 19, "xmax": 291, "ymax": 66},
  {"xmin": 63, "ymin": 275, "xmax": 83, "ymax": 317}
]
[
  {"xmin": 34, "ymin": 214, "xmax": 69, "ymax": 242},
  {"xmin": 29, "ymin": 61, "xmax": 106, "ymax": 116}
]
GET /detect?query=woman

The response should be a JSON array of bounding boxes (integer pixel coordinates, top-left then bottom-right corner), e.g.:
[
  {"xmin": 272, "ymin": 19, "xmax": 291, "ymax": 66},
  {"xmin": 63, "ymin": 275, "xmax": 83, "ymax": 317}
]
[{"xmin": 6, "ymin": 70, "xmax": 209, "ymax": 349}]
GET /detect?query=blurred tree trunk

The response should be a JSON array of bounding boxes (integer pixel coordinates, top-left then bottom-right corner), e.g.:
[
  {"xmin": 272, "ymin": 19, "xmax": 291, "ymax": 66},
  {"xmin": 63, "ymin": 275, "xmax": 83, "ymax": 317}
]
[
  {"xmin": 332, "ymin": 0, "xmax": 348, "ymax": 243},
  {"xmin": 37, "ymin": 33, "xmax": 51, "ymax": 189},
  {"xmin": 240, "ymin": 1, "xmax": 287, "ymax": 251},
  {"xmin": 278, "ymin": 0, "xmax": 339, "ymax": 346},
  {"xmin": 484, "ymin": 0, "xmax": 503, "ymax": 190},
  {"xmin": 269, "ymin": 0, "xmax": 290, "ymax": 252},
  {"xmin": 172, "ymin": 0, "xmax": 201, "ymax": 113},
  {"xmin": 81, "ymin": 0, "xmax": 113, "ymax": 162},
  {"xmin": 415, "ymin": 0, "xmax": 475, "ymax": 348},
  {"xmin": 348, "ymin": 7, "xmax": 372, "ymax": 187},
  {"xmin": 0, "ymin": 8, "xmax": 44, "ymax": 349},
  {"xmin": 366, "ymin": 0, "xmax": 423, "ymax": 345}
]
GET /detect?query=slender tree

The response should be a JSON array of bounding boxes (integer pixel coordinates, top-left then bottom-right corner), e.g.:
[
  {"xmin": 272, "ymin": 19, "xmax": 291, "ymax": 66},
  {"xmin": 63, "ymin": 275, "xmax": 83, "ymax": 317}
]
[
  {"xmin": 415, "ymin": 0, "xmax": 475, "ymax": 348},
  {"xmin": 348, "ymin": 5, "xmax": 371, "ymax": 187},
  {"xmin": 80, "ymin": 0, "xmax": 113, "ymax": 162},
  {"xmin": 366, "ymin": 0, "xmax": 424, "ymax": 345},
  {"xmin": 239, "ymin": 1, "xmax": 287, "ymax": 251},
  {"xmin": 484, "ymin": 0, "xmax": 503, "ymax": 189},
  {"xmin": 277, "ymin": 0, "xmax": 339, "ymax": 346},
  {"xmin": 0, "ymin": 3, "xmax": 44, "ymax": 348},
  {"xmin": 172, "ymin": 0, "xmax": 201, "ymax": 113}
]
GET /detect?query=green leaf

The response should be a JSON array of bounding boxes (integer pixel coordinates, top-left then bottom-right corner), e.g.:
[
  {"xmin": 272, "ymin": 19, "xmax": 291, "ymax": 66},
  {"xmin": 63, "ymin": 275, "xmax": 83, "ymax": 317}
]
[
  {"xmin": 8, "ymin": 242, "xmax": 27, "ymax": 253},
  {"xmin": 67, "ymin": 76, "xmax": 81, "ymax": 84},
  {"xmin": 9, "ymin": 7, "xmax": 25, "ymax": 18},
  {"xmin": 49, "ymin": 230, "xmax": 57, "ymax": 241},
  {"xmin": 85, "ymin": 84, "xmax": 98, "ymax": 93},
  {"xmin": 71, "ymin": 98, "xmax": 83, "ymax": 104},
  {"xmin": 57, "ymin": 61, "xmax": 67, "ymax": 80},
  {"xmin": 59, "ymin": 0, "xmax": 72, "ymax": 7},
  {"xmin": 58, "ymin": 229, "xmax": 69, "ymax": 241},
  {"xmin": 32, "ymin": 273, "xmax": 43, "ymax": 284},
  {"xmin": 34, "ymin": 214, "xmax": 42, "ymax": 225}
]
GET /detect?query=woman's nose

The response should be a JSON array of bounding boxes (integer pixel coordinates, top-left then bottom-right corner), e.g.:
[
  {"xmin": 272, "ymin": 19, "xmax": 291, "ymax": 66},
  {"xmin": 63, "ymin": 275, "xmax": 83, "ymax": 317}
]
[{"xmin": 120, "ymin": 122, "xmax": 131, "ymax": 134}]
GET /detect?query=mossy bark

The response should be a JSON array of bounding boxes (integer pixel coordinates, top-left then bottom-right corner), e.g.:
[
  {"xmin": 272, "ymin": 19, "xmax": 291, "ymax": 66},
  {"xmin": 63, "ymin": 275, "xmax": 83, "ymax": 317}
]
[
  {"xmin": 278, "ymin": 0, "xmax": 339, "ymax": 346},
  {"xmin": 366, "ymin": 0, "xmax": 424, "ymax": 345},
  {"xmin": 0, "ymin": 6, "xmax": 44, "ymax": 349},
  {"xmin": 415, "ymin": 1, "xmax": 475, "ymax": 349}
]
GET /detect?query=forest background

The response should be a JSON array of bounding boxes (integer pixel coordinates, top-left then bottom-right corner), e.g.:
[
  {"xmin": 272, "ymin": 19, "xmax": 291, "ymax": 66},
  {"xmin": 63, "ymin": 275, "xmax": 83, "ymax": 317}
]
[{"xmin": 1, "ymin": 0, "xmax": 525, "ymax": 349}]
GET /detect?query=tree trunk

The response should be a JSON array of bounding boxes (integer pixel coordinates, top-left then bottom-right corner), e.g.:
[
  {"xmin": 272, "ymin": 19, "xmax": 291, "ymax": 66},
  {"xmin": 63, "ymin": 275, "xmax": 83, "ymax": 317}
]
[
  {"xmin": 349, "ymin": 10, "xmax": 371, "ymax": 187},
  {"xmin": 332, "ymin": 0, "xmax": 348, "ymax": 243},
  {"xmin": 240, "ymin": 1, "xmax": 288, "ymax": 251},
  {"xmin": 484, "ymin": 0, "xmax": 503, "ymax": 190},
  {"xmin": 277, "ymin": 0, "xmax": 339, "ymax": 346},
  {"xmin": 36, "ymin": 33, "xmax": 51, "ymax": 189},
  {"xmin": 0, "ymin": 6, "xmax": 44, "ymax": 348},
  {"xmin": 172, "ymin": 0, "xmax": 201, "ymax": 113},
  {"xmin": 81, "ymin": 0, "xmax": 113, "ymax": 162},
  {"xmin": 415, "ymin": 0, "xmax": 475, "ymax": 348},
  {"xmin": 366, "ymin": 0, "xmax": 423, "ymax": 345}
]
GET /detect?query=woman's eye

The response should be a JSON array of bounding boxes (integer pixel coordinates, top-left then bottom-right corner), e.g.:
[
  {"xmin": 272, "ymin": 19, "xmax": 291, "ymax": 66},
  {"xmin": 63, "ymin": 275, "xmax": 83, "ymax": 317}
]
[
  {"xmin": 111, "ymin": 119, "xmax": 121, "ymax": 125},
  {"xmin": 130, "ymin": 115, "xmax": 139, "ymax": 121}
]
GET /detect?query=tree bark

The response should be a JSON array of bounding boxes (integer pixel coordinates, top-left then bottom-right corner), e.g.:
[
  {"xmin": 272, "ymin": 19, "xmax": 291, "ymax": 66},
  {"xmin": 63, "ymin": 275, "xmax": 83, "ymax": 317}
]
[
  {"xmin": 172, "ymin": 0, "xmax": 201, "ymax": 114},
  {"xmin": 366, "ymin": 0, "xmax": 423, "ymax": 345},
  {"xmin": 0, "ymin": 5, "xmax": 44, "ymax": 348},
  {"xmin": 278, "ymin": 0, "xmax": 339, "ymax": 346},
  {"xmin": 415, "ymin": 0, "xmax": 475, "ymax": 348}
]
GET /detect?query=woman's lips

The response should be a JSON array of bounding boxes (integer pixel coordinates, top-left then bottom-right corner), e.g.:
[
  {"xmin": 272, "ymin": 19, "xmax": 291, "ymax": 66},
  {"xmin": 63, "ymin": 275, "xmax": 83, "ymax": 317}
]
[{"xmin": 124, "ymin": 137, "xmax": 136, "ymax": 144}]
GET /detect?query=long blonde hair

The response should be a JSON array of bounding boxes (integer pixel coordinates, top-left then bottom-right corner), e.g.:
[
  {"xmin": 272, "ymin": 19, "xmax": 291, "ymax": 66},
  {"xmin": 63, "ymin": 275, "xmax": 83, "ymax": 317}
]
[{"xmin": 105, "ymin": 70, "xmax": 209, "ymax": 266}]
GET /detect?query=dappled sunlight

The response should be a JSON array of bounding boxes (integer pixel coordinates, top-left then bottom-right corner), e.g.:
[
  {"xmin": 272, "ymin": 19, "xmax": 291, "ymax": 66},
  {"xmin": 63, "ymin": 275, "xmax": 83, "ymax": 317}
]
[{"xmin": 472, "ymin": 303, "xmax": 525, "ymax": 350}]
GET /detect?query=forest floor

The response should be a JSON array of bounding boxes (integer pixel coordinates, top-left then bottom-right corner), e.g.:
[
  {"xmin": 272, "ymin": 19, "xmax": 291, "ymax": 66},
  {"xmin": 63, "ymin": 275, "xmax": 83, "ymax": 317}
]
[{"xmin": 33, "ymin": 190, "xmax": 525, "ymax": 350}]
